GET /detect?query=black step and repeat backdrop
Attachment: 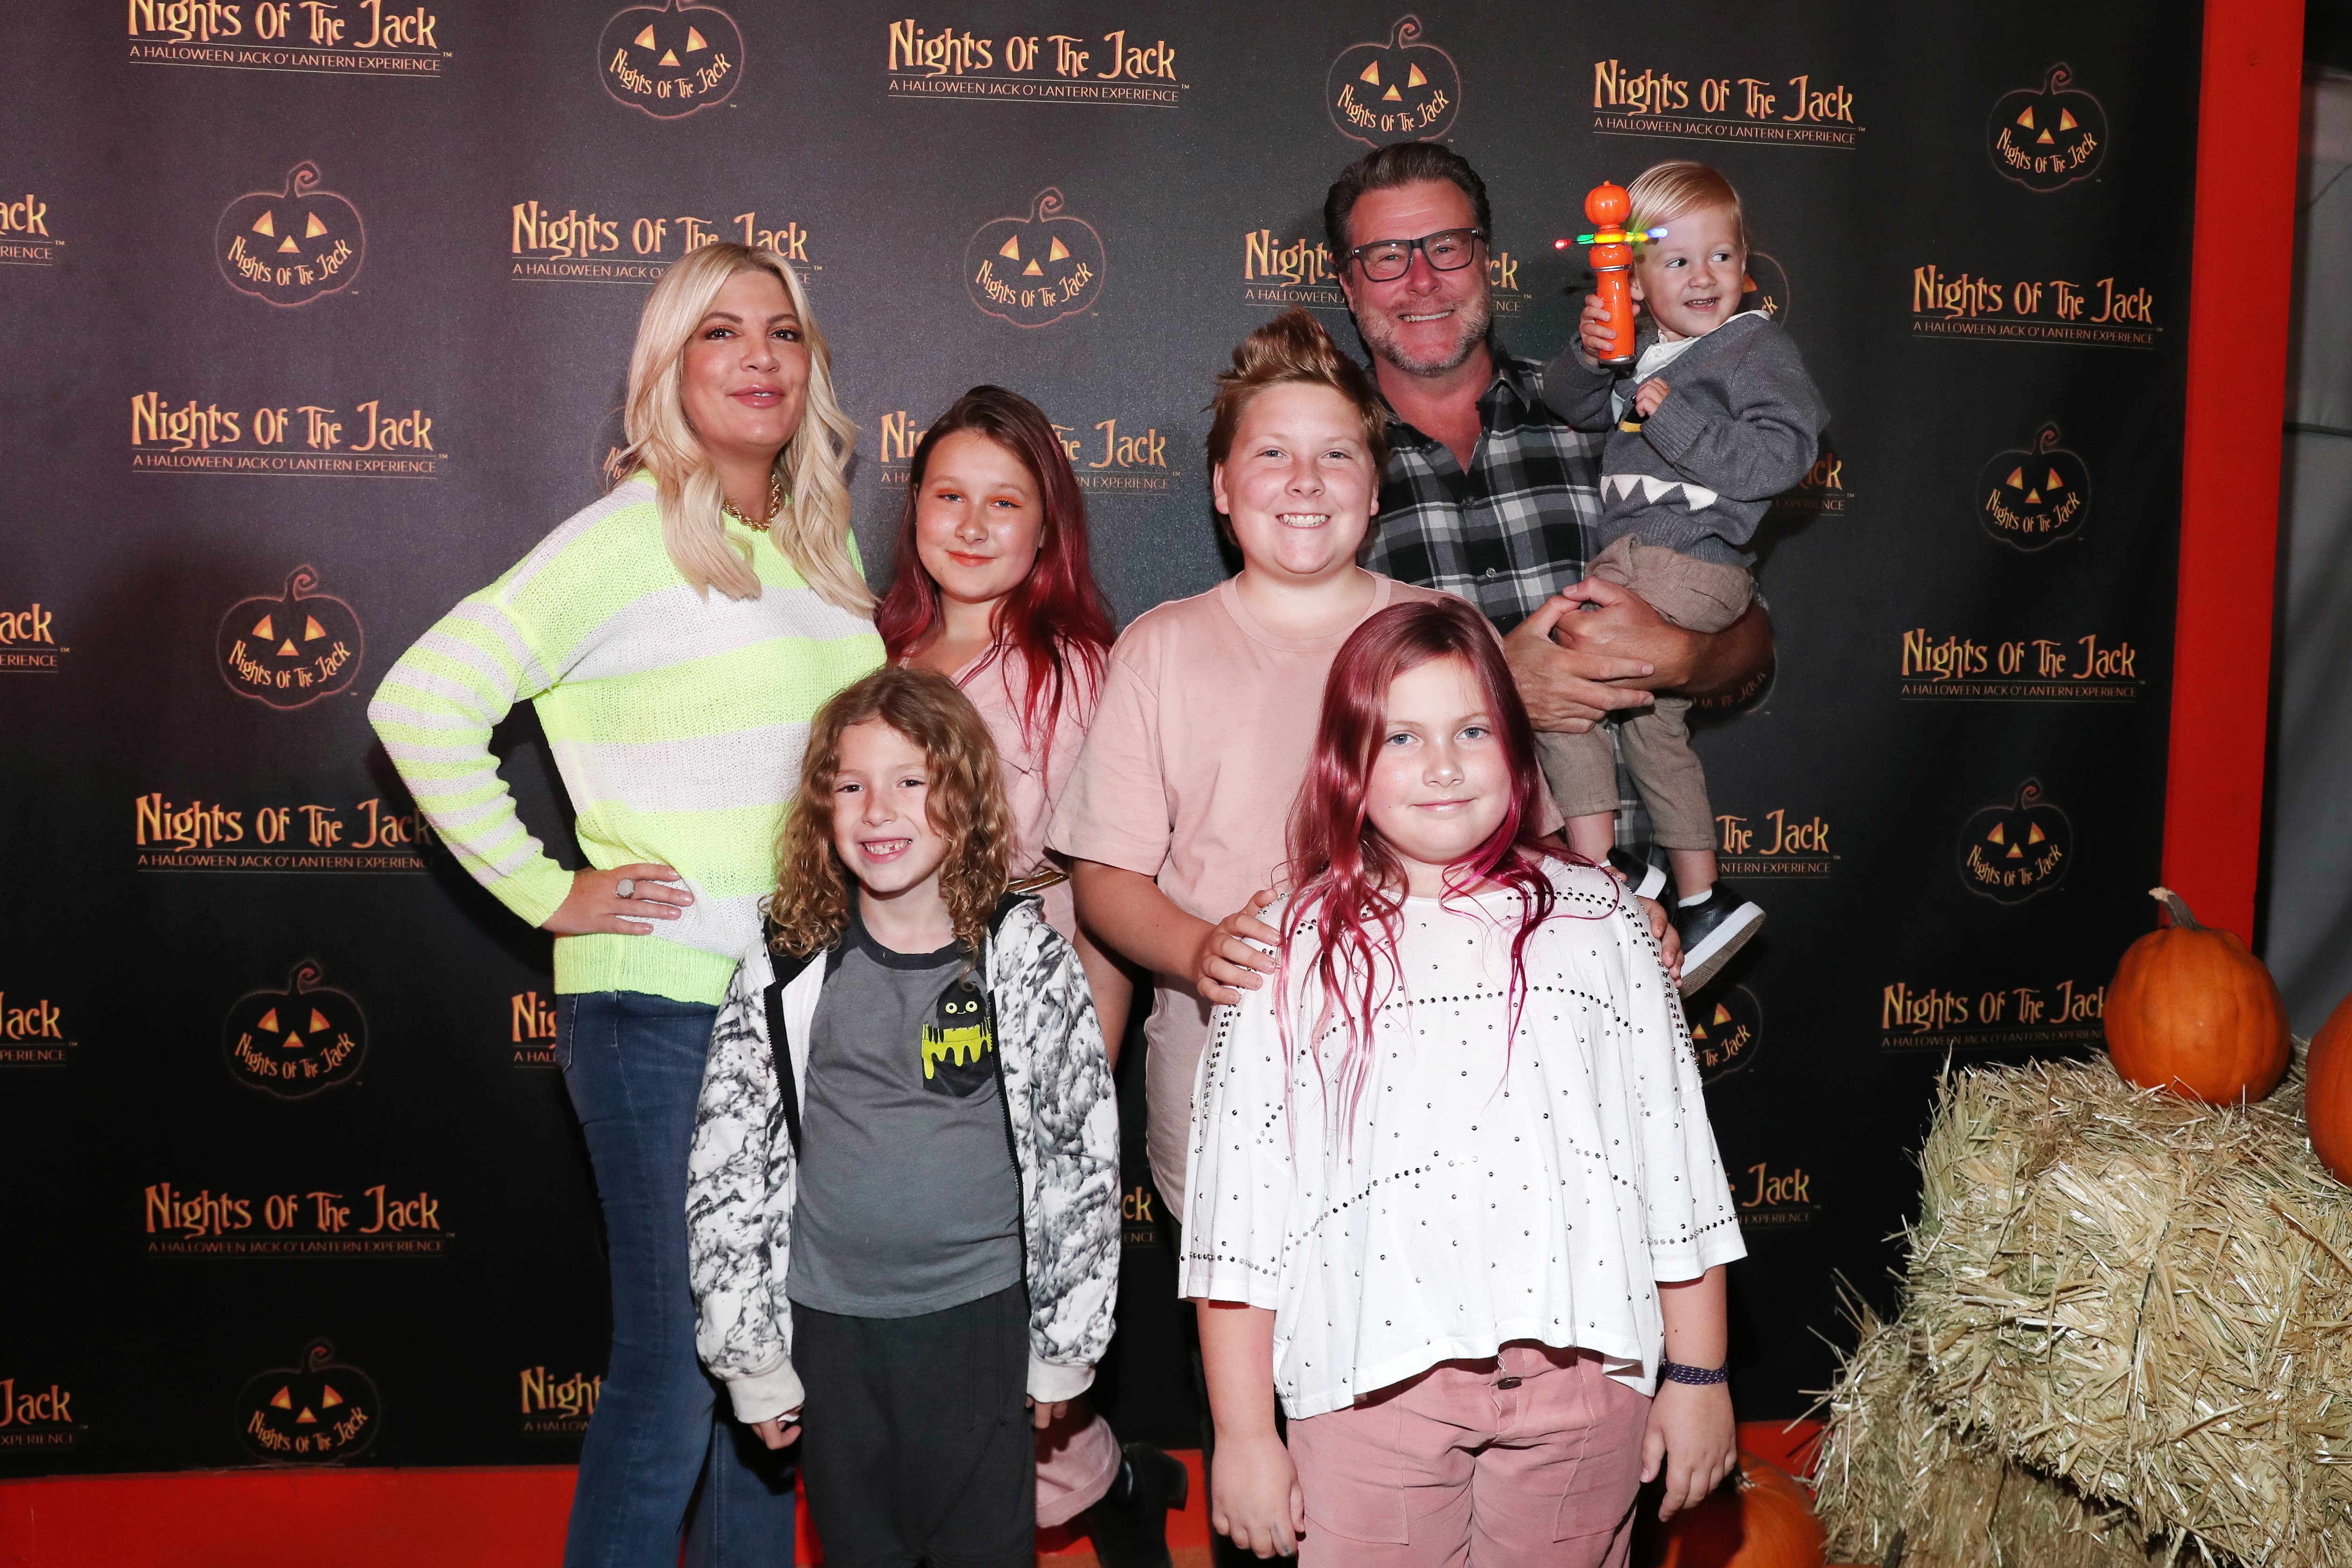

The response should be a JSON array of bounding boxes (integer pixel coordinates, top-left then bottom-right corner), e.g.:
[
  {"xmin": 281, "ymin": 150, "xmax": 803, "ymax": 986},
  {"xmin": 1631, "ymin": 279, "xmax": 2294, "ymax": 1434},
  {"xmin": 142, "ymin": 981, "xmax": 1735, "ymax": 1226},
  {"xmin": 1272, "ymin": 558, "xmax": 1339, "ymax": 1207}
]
[{"xmin": 1, "ymin": 0, "xmax": 2196, "ymax": 1473}]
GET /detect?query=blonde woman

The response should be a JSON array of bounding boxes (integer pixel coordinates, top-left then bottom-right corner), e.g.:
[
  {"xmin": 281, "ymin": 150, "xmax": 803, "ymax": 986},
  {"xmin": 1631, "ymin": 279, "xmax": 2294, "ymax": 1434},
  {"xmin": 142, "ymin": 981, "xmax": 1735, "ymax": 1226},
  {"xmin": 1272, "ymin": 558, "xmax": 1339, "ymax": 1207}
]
[{"xmin": 371, "ymin": 242, "xmax": 881, "ymax": 1566}]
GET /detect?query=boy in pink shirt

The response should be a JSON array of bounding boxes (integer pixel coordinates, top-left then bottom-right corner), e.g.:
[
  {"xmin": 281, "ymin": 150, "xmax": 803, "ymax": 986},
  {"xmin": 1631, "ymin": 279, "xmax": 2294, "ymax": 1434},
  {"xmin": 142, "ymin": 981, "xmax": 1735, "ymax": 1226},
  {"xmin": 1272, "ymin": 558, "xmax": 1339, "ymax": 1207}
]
[{"xmin": 1052, "ymin": 308, "xmax": 1517, "ymax": 1208}]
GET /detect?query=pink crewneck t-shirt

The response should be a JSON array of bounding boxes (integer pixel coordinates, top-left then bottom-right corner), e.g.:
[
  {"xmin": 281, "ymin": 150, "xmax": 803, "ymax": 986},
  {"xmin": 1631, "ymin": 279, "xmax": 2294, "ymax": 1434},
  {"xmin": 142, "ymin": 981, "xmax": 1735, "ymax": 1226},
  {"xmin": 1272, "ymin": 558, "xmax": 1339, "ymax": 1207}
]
[
  {"xmin": 948, "ymin": 641, "xmax": 1098, "ymax": 942},
  {"xmin": 1047, "ymin": 573, "xmax": 1465, "ymax": 1200}
]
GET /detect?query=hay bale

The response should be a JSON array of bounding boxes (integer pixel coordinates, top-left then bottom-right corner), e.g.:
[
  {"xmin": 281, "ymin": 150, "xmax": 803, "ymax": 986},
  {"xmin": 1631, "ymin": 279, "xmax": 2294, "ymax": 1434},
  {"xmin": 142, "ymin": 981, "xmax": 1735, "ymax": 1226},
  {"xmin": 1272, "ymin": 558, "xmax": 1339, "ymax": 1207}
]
[
  {"xmin": 1895, "ymin": 1057, "xmax": 2352, "ymax": 1566},
  {"xmin": 1814, "ymin": 1301, "xmax": 2168, "ymax": 1568}
]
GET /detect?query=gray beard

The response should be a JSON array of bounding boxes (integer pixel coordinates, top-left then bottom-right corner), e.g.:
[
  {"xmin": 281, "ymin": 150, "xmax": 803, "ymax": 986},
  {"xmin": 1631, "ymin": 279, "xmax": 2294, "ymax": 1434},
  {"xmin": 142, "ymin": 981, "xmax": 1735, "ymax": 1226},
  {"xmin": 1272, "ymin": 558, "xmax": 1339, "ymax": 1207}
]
[{"xmin": 1359, "ymin": 292, "xmax": 1494, "ymax": 378}]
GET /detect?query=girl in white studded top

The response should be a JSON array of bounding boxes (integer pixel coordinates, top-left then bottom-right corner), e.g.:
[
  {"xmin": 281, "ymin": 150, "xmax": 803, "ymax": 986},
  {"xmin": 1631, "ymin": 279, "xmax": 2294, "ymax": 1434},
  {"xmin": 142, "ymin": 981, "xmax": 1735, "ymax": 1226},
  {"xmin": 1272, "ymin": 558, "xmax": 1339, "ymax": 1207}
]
[{"xmin": 1180, "ymin": 596, "xmax": 1745, "ymax": 1567}]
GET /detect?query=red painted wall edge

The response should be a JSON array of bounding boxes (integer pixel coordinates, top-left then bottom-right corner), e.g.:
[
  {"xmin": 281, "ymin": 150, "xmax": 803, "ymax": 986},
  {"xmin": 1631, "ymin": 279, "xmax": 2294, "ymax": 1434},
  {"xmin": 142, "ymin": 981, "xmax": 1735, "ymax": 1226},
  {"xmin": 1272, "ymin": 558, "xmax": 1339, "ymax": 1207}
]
[{"xmin": 2164, "ymin": 0, "xmax": 2304, "ymax": 938}]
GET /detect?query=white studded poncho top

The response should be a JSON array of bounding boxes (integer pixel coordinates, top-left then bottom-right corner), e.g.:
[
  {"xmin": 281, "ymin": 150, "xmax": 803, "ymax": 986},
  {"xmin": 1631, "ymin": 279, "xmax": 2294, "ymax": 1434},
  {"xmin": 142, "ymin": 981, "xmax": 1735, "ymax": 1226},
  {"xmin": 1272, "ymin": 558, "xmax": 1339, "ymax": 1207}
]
[{"xmin": 1179, "ymin": 861, "xmax": 1746, "ymax": 1419}]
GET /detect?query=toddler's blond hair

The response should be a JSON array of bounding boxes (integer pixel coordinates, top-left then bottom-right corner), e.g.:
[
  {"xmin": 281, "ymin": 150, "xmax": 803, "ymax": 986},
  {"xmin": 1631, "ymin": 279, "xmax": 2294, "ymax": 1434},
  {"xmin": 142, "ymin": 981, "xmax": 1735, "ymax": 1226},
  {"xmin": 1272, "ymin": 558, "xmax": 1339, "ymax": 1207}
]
[{"xmin": 1626, "ymin": 162, "xmax": 1748, "ymax": 253}]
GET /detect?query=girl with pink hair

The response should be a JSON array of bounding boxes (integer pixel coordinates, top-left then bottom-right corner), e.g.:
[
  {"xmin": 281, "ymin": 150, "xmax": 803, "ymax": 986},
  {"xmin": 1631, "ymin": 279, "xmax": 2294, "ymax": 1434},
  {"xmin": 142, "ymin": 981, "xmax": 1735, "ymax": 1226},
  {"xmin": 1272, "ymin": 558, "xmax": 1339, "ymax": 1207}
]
[{"xmin": 1180, "ymin": 596, "xmax": 1746, "ymax": 1567}]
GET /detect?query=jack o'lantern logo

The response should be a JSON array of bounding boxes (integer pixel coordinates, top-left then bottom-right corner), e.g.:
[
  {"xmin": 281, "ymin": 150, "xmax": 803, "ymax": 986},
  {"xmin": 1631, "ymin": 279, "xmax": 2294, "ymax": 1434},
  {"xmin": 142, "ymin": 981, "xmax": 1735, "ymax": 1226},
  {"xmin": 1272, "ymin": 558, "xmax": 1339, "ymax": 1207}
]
[
  {"xmin": 223, "ymin": 961, "xmax": 368, "ymax": 1098},
  {"xmin": 964, "ymin": 189, "xmax": 1105, "ymax": 329},
  {"xmin": 1691, "ymin": 661, "xmax": 1772, "ymax": 716},
  {"xmin": 1988, "ymin": 65, "xmax": 2107, "ymax": 191},
  {"xmin": 235, "ymin": 1341, "xmax": 380, "ymax": 1463},
  {"xmin": 216, "ymin": 567, "xmax": 364, "ymax": 710},
  {"xmin": 1739, "ymin": 252, "xmax": 1793, "ymax": 327},
  {"xmin": 1957, "ymin": 779, "xmax": 2073, "ymax": 904},
  {"xmin": 1976, "ymin": 422, "xmax": 2091, "ymax": 551},
  {"xmin": 215, "ymin": 163, "xmax": 364, "ymax": 308},
  {"xmin": 599, "ymin": 0, "xmax": 741, "ymax": 117},
  {"xmin": 1686, "ymin": 984, "xmax": 1762, "ymax": 1083},
  {"xmin": 1327, "ymin": 16, "xmax": 1460, "ymax": 145}
]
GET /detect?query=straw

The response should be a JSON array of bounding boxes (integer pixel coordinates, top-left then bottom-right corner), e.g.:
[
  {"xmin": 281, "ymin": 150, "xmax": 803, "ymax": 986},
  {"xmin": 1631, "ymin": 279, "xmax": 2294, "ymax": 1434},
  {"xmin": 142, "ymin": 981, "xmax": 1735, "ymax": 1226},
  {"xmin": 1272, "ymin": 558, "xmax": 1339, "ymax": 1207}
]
[
  {"xmin": 1813, "ymin": 1297, "xmax": 2168, "ymax": 1568},
  {"xmin": 1812, "ymin": 1055, "xmax": 2352, "ymax": 1567}
]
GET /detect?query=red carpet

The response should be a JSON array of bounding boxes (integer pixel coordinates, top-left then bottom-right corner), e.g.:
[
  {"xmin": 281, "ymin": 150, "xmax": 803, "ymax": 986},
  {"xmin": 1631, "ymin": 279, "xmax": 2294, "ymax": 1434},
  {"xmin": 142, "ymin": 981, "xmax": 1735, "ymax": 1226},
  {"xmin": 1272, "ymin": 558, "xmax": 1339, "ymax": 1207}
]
[{"xmin": 0, "ymin": 1424, "xmax": 1818, "ymax": 1566}]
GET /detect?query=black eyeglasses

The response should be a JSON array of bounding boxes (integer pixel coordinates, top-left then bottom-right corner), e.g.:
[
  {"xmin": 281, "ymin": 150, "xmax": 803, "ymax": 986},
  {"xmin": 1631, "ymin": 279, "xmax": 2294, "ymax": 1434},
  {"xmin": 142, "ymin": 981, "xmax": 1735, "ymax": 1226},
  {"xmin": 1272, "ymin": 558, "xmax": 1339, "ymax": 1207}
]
[{"xmin": 1346, "ymin": 228, "xmax": 1486, "ymax": 282}]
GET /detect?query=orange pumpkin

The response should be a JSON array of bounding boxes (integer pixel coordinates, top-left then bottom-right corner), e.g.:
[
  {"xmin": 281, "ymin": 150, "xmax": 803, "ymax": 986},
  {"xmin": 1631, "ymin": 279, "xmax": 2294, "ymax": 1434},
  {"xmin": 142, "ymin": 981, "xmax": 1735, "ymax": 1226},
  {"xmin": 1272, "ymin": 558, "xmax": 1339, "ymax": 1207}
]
[
  {"xmin": 2105, "ymin": 886, "xmax": 2288, "ymax": 1105},
  {"xmin": 1643, "ymin": 1452, "xmax": 1826, "ymax": 1568},
  {"xmin": 2308, "ymin": 991, "xmax": 2352, "ymax": 1183}
]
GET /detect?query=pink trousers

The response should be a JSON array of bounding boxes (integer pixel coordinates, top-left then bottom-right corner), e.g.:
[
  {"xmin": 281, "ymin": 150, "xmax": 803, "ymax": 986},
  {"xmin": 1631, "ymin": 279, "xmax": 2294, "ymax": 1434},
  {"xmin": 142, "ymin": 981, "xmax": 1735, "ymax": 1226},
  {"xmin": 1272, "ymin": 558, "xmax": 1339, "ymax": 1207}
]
[{"xmin": 1286, "ymin": 1346, "xmax": 1649, "ymax": 1568}]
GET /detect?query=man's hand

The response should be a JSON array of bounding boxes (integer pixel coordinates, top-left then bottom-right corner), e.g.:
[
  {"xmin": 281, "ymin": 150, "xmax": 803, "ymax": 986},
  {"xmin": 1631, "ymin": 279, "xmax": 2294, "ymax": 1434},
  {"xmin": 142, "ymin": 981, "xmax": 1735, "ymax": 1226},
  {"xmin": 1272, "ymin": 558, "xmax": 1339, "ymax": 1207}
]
[
  {"xmin": 750, "ymin": 1413, "xmax": 801, "ymax": 1450},
  {"xmin": 1191, "ymin": 891, "xmax": 1278, "ymax": 1005},
  {"xmin": 1505, "ymin": 597, "xmax": 1658, "ymax": 734},
  {"xmin": 1633, "ymin": 378, "xmax": 1671, "ymax": 418},
  {"xmin": 1547, "ymin": 577, "xmax": 1709, "ymax": 691},
  {"xmin": 1642, "ymin": 1381, "xmax": 1736, "ymax": 1521},
  {"xmin": 1552, "ymin": 586, "xmax": 1776, "ymax": 703}
]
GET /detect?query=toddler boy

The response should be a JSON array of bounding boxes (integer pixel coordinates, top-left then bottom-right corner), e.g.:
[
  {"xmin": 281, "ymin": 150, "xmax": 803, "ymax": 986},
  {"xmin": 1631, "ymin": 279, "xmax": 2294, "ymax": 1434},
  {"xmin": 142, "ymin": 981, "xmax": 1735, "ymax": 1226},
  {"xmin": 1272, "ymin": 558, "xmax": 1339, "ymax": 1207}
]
[{"xmin": 1542, "ymin": 160, "xmax": 1827, "ymax": 993}]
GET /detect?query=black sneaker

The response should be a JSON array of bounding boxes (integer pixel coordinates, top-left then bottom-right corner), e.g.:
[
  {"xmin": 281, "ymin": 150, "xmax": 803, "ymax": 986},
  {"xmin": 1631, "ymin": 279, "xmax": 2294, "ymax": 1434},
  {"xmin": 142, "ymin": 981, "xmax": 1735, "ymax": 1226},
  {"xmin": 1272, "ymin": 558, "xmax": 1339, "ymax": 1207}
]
[
  {"xmin": 1673, "ymin": 884, "xmax": 1763, "ymax": 994},
  {"xmin": 1085, "ymin": 1441, "xmax": 1189, "ymax": 1568},
  {"xmin": 1606, "ymin": 848, "xmax": 1668, "ymax": 901}
]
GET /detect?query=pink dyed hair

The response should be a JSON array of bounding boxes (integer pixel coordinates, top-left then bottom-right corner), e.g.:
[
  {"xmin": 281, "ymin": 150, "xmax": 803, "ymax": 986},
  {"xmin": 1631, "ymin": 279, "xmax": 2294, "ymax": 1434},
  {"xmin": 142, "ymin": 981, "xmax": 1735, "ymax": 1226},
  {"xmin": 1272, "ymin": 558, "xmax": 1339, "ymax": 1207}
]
[
  {"xmin": 1279, "ymin": 597, "xmax": 1610, "ymax": 1131},
  {"xmin": 876, "ymin": 386, "xmax": 1115, "ymax": 769}
]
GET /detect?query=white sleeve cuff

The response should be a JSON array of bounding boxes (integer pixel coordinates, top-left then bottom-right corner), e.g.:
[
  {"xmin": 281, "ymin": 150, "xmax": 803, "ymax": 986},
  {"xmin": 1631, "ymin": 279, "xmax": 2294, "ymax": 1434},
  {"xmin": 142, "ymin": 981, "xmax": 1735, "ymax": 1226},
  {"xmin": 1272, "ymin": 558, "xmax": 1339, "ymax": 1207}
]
[
  {"xmin": 722, "ymin": 1353, "xmax": 805, "ymax": 1425},
  {"xmin": 1178, "ymin": 1262, "xmax": 1282, "ymax": 1312},
  {"xmin": 1027, "ymin": 1355, "xmax": 1095, "ymax": 1404}
]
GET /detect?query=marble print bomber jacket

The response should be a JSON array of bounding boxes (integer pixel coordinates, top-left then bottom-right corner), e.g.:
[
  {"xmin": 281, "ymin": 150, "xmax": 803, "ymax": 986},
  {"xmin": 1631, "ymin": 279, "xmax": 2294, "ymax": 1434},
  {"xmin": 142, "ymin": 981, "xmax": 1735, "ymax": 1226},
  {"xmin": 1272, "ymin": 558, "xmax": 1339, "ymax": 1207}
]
[{"xmin": 686, "ymin": 892, "xmax": 1121, "ymax": 1424}]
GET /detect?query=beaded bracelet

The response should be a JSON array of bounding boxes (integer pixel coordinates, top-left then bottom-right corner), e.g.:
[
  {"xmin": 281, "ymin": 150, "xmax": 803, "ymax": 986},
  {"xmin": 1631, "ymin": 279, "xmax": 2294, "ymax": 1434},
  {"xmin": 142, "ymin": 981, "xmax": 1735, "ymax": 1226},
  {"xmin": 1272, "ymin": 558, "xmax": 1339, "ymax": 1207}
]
[{"xmin": 1659, "ymin": 1358, "xmax": 1730, "ymax": 1386}]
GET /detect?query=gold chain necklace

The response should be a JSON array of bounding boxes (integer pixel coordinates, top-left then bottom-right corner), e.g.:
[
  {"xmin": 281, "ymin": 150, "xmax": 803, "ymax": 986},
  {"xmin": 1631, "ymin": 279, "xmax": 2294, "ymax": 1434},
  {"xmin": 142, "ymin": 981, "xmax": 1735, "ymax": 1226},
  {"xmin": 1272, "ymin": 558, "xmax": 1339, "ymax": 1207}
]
[{"xmin": 723, "ymin": 470, "xmax": 790, "ymax": 533}]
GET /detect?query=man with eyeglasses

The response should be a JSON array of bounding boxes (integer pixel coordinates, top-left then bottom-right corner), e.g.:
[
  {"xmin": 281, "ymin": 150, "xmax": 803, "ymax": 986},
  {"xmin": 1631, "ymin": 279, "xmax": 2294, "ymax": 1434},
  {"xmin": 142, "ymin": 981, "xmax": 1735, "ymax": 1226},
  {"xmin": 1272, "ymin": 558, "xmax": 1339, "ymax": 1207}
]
[{"xmin": 1325, "ymin": 143, "xmax": 1775, "ymax": 866}]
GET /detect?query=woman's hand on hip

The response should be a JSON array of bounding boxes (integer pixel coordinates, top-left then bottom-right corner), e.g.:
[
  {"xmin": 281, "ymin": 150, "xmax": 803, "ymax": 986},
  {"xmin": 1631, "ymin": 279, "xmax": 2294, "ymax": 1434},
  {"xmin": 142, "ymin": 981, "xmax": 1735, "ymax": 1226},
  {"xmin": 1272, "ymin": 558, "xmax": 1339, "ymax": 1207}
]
[
  {"xmin": 542, "ymin": 864, "xmax": 693, "ymax": 936},
  {"xmin": 749, "ymin": 1413, "xmax": 800, "ymax": 1450},
  {"xmin": 1210, "ymin": 1427, "xmax": 1305, "ymax": 1559}
]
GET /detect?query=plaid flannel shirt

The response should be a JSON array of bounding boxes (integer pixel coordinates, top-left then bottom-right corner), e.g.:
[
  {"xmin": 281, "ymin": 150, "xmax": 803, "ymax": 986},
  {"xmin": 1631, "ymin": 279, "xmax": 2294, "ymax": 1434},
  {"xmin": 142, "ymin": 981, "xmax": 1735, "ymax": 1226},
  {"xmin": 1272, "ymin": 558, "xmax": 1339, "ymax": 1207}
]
[{"xmin": 1362, "ymin": 349, "xmax": 1654, "ymax": 850}]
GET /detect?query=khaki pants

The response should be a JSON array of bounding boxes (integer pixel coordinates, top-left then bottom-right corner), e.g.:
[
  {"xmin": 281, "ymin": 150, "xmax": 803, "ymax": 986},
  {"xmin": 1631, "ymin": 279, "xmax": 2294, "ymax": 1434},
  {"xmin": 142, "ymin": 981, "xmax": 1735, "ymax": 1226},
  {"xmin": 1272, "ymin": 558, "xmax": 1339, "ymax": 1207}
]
[{"xmin": 1536, "ymin": 535, "xmax": 1753, "ymax": 853}]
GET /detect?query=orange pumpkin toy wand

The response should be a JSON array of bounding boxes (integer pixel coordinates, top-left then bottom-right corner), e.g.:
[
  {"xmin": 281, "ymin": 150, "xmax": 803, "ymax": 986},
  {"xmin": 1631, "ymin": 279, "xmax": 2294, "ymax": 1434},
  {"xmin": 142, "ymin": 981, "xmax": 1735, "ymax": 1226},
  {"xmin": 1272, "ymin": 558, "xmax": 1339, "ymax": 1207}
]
[{"xmin": 1556, "ymin": 180, "xmax": 1667, "ymax": 424}]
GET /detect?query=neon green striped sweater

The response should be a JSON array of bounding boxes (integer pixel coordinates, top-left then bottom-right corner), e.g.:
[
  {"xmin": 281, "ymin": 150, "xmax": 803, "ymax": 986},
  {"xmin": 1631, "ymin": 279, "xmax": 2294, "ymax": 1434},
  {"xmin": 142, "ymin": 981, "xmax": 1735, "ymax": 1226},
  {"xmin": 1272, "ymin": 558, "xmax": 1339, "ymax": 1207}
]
[{"xmin": 369, "ymin": 474, "xmax": 884, "ymax": 1004}]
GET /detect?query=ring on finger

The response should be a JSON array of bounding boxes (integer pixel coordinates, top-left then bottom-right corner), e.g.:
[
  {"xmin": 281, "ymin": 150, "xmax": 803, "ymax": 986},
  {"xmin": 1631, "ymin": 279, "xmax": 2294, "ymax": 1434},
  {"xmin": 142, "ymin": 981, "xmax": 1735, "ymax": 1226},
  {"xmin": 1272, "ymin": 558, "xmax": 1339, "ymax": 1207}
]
[{"xmin": 615, "ymin": 877, "xmax": 636, "ymax": 899}]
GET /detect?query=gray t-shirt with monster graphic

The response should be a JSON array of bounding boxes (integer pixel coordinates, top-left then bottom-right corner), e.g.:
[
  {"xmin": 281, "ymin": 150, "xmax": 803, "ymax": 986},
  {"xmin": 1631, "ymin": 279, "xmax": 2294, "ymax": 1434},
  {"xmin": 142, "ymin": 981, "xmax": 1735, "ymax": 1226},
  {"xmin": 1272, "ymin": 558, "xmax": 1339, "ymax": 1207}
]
[{"xmin": 785, "ymin": 909, "xmax": 1023, "ymax": 1318}]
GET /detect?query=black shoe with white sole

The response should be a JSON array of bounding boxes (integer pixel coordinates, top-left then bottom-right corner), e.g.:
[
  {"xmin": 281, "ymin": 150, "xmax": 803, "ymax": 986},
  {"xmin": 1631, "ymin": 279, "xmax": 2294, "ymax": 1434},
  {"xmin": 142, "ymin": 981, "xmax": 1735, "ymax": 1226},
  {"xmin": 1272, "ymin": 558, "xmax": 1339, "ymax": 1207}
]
[
  {"xmin": 1673, "ymin": 884, "xmax": 1764, "ymax": 994},
  {"xmin": 1606, "ymin": 848, "xmax": 1668, "ymax": 901}
]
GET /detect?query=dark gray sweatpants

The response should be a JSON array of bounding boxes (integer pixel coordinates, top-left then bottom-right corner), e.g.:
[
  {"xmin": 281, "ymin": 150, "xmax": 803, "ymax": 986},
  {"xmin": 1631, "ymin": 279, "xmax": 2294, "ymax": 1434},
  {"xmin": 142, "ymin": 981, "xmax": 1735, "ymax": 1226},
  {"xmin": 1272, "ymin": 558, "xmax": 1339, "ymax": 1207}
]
[{"xmin": 792, "ymin": 1281, "xmax": 1035, "ymax": 1568}]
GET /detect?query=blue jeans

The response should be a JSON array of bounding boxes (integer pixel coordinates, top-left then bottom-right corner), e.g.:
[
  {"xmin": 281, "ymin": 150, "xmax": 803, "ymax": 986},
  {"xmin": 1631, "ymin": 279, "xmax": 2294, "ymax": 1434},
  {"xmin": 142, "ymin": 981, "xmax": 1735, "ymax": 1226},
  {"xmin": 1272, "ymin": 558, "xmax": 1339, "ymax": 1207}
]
[{"xmin": 559, "ymin": 991, "xmax": 797, "ymax": 1568}]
